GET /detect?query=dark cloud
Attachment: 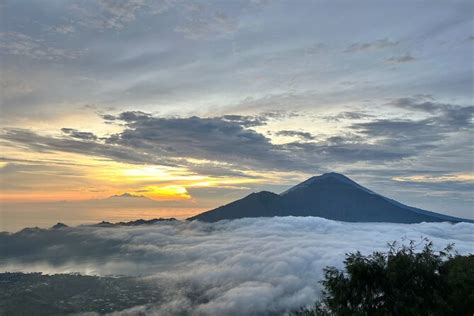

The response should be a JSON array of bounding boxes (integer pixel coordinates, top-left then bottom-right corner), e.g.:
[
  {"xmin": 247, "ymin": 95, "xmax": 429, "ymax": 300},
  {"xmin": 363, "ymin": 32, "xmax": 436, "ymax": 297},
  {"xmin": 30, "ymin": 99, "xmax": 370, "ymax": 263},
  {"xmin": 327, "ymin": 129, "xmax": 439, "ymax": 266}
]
[
  {"xmin": 385, "ymin": 53, "xmax": 416, "ymax": 63},
  {"xmin": 283, "ymin": 141, "xmax": 409, "ymax": 162},
  {"xmin": 344, "ymin": 38, "xmax": 399, "ymax": 53},
  {"xmin": 105, "ymin": 114, "xmax": 300, "ymax": 171},
  {"xmin": 390, "ymin": 97, "xmax": 441, "ymax": 113},
  {"xmin": 323, "ymin": 111, "xmax": 374, "ymax": 122},
  {"xmin": 441, "ymin": 106, "xmax": 474, "ymax": 127},
  {"xmin": 0, "ymin": 117, "xmax": 302, "ymax": 173},
  {"xmin": 101, "ymin": 114, "xmax": 118, "ymax": 121},
  {"xmin": 390, "ymin": 97, "xmax": 474, "ymax": 128},
  {"xmin": 316, "ymin": 99, "xmax": 473, "ymax": 173},
  {"xmin": 390, "ymin": 97, "xmax": 473, "ymax": 123},
  {"xmin": 0, "ymin": 128, "xmax": 178, "ymax": 167},
  {"xmin": 325, "ymin": 134, "xmax": 364, "ymax": 144},
  {"xmin": 61, "ymin": 128, "xmax": 98, "ymax": 141},
  {"xmin": 349, "ymin": 102, "xmax": 473, "ymax": 157},
  {"xmin": 275, "ymin": 130, "xmax": 315, "ymax": 140},
  {"xmin": 1, "ymin": 100, "xmax": 471, "ymax": 177},
  {"xmin": 117, "ymin": 111, "xmax": 153, "ymax": 122},
  {"xmin": 105, "ymin": 112, "xmax": 427, "ymax": 168}
]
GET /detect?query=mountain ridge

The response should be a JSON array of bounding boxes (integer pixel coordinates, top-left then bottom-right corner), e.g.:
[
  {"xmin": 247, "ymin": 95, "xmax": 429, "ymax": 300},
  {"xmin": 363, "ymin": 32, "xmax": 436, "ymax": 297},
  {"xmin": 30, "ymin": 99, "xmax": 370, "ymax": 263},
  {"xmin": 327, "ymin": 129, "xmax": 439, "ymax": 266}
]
[{"xmin": 189, "ymin": 172, "xmax": 472, "ymax": 223}]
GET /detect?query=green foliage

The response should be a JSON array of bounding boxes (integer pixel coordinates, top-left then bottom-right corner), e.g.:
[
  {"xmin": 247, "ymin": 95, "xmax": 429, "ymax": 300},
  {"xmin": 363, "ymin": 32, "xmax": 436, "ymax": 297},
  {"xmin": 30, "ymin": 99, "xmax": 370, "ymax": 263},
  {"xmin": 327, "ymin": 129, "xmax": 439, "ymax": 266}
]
[{"xmin": 294, "ymin": 239, "xmax": 474, "ymax": 316}]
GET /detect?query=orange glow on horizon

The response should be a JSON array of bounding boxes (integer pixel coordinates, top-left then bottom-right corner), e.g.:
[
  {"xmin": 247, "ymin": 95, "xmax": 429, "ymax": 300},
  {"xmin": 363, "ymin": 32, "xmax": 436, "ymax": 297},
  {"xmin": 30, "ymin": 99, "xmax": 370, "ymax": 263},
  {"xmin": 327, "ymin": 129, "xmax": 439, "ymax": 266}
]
[
  {"xmin": 0, "ymin": 137, "xmax": 302, "ymax": 206},
  {"xmin": 0, "ymin": 192, "xmax": 106, "ymax": 203},
  {"xmin": 141, "ymin": 185, "xmax": 191, "ymax": 200}
]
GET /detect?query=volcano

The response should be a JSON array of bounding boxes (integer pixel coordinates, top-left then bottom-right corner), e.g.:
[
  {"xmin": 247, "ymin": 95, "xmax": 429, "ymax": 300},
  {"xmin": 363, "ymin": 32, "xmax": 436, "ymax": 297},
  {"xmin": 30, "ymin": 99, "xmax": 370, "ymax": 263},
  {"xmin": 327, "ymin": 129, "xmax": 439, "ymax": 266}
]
[{"xmin": 189, "ymin": 173, "xmax": 471, "ymax": 223}]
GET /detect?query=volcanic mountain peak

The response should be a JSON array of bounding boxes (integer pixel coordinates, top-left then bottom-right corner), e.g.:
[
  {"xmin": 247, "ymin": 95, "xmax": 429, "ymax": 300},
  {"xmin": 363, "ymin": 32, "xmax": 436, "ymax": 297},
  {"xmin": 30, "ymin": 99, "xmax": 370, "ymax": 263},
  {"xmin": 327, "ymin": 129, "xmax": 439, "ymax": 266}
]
[
  {"xmin": 281, "ymin": 172, "xmax": 374, "ymax": 196},
  {"xmin": 189, "ymin": 172, "xmax": 472, "ymax": 223}
]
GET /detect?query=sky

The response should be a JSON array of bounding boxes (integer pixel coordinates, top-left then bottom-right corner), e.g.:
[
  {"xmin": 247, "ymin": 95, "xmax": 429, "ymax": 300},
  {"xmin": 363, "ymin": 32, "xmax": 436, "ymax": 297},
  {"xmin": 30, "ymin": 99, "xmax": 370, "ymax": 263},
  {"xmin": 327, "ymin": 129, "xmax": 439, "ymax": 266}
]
[{"xmin": 0, "ymin": 0, "xmax": 473, "ymax": 230}]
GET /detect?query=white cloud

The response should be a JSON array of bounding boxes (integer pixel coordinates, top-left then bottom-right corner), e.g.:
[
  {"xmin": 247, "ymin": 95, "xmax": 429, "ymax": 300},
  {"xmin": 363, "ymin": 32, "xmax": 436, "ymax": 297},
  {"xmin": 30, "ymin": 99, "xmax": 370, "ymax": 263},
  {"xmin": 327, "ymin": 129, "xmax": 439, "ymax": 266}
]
[
  {"xmin": 0, "ymin": 32, "xmax": 81, "ymax": 60},
  {"xmin": 1, "ymin": 217, "xmax": 472, "ymax": 315},
  {"xmin": 175, "ymin": 10, "xmax": 238, "ymax": 40},
  {"xmin": 393, "ymin": 173, "xmax": 474, "ymax": 183},
  {"xmin": 344, "ymin": 38, "xmax": 399, "ymax": 53},
  {"xmin": 71, "ymin": 0, "xmax": 149, "ymax": 31}
]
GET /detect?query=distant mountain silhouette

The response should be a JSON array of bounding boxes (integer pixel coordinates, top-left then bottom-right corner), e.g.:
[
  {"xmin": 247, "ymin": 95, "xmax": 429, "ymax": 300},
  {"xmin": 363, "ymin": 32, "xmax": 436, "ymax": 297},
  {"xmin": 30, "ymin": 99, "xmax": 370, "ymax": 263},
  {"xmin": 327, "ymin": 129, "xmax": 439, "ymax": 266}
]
[
  {"xmin": 92, "ymin": 218, "xmax": 177, "ymax": 227},
  {"xmin": 50, "ymin": 222, "xmax": 68, "ymax": 229},
  {"xmin": 109, "ymin": 193, "xmax": 147, "ymax": 199},
  {"xmin": 189, "ymin": 172, "xmax": 471, "ymax": 223}
]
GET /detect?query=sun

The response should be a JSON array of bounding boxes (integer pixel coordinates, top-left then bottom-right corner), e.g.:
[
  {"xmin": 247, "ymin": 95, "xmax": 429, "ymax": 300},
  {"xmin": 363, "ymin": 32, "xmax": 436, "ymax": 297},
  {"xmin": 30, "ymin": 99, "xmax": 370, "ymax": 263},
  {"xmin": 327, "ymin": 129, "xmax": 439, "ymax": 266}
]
[{"xmin": 141, "ymin": 185, "xmax": 191, "ymax": 200}]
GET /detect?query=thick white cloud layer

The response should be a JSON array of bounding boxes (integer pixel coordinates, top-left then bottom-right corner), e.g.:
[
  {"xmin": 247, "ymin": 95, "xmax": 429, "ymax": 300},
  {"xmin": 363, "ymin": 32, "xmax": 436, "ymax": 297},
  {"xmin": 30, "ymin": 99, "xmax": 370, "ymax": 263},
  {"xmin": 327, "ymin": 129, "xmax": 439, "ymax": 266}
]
[{"xmin": 2, "ymin": 217, "xmax": 473, "ymax": 315}]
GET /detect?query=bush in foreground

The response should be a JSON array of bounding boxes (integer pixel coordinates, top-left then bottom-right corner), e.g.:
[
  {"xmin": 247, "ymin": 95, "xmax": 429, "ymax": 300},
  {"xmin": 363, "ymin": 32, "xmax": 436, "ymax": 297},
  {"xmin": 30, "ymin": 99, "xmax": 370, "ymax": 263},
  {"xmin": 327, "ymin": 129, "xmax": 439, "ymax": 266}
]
[{"xmin": 294, "ymin": 239, "xmax": 473, "ymax": 316}]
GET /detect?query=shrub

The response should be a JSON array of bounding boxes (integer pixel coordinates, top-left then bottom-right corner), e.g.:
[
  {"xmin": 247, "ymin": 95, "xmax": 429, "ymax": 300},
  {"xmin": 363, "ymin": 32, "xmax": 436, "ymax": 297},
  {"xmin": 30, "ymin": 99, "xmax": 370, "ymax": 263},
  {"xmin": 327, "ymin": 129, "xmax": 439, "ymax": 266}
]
[{"xmin": 294, "ymin": 239, "xmax": 473, "ymax": 316}]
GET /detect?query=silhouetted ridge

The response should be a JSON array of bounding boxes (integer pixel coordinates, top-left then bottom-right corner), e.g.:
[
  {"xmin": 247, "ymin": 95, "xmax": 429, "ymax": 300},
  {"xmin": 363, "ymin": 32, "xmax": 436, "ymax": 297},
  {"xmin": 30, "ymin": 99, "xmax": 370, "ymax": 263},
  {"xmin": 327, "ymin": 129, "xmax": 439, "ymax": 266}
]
[
  {"xmin": 50, "ymin": 223, "xmax": 68, "ymax": 230},
  {"xmin": 109, "ymin": 193, "xmax": 146, "ymax": 198},
  {"xmin": 92, "ymin": 218, "xmax": 177, "ymax": 227},
  {"xmin": 188, "ymin": 191, "xmax": 284, "ymax": 222},
  {"xmin": 189, "ymin": 173, "xmax": 472, "ymax": 223}
]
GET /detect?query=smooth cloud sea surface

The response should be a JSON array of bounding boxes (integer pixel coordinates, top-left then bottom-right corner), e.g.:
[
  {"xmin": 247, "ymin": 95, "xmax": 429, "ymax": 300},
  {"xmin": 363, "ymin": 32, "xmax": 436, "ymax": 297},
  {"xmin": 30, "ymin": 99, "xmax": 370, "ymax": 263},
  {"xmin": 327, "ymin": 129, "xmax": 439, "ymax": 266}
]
[{"xmin": 1, "ymin": 217, "xmax": 473, "ymax": 315}]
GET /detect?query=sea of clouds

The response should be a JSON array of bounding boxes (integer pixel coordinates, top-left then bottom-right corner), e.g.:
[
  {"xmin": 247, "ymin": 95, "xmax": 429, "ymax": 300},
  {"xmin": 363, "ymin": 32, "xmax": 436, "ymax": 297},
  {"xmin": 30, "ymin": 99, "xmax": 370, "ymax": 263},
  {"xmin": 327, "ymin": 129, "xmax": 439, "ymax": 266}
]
[{"xmin": 1, "ymin": 217, "xmax": 473, "ymax": 315}]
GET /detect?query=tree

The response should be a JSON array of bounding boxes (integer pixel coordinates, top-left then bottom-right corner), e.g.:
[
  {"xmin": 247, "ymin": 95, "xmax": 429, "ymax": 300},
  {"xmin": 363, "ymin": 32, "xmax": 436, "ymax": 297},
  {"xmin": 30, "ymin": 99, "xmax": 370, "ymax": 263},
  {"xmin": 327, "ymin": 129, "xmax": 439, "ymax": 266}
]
[{"xmin": 294, "ymin": 239, "xmax": 474, "ymax": 316}]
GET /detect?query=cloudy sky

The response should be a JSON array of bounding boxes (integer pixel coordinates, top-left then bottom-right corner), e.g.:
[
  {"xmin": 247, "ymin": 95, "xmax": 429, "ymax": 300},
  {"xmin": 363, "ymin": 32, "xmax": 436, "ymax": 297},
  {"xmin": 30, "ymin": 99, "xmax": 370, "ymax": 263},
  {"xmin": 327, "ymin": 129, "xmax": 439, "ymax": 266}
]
[{"xmin": 0, "ymin": 0, "xmax": 473, "ymax": 228}]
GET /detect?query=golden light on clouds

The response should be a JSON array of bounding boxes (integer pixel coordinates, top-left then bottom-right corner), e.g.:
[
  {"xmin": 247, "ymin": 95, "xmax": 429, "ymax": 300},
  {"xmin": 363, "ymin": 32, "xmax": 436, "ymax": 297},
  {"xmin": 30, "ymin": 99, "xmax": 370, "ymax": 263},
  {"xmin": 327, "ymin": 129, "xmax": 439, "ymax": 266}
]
[
  {"xmin": 392, "ymin": 173, "xmax": 474, "ymax": 183},
  {"xmin": 0, "ymin": 144, "xmax": 273, "ymax": 203},
  {"xmin": 140, "ymin": 185, "xmax": 191, "ymax": 200},
  {"xmin": 0, "ymin": 125, "xmax": 306, "ymax": 208},
  {"xmin": 122, "ymin": 166, "xmax": 177, "ymax": 178}
]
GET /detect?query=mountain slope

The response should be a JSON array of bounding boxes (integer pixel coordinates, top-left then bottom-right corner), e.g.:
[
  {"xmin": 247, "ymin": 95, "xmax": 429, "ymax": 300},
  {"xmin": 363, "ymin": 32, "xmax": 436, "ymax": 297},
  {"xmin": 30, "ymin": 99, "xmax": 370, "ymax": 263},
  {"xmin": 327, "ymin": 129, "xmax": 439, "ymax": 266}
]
[
  {"xmin": 188, "ymin": 191, "xmax": 284, "ymax": 222},
  {"xmin": 189, "ymin": 173, "xmax": 471, "ymax": 223}
]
